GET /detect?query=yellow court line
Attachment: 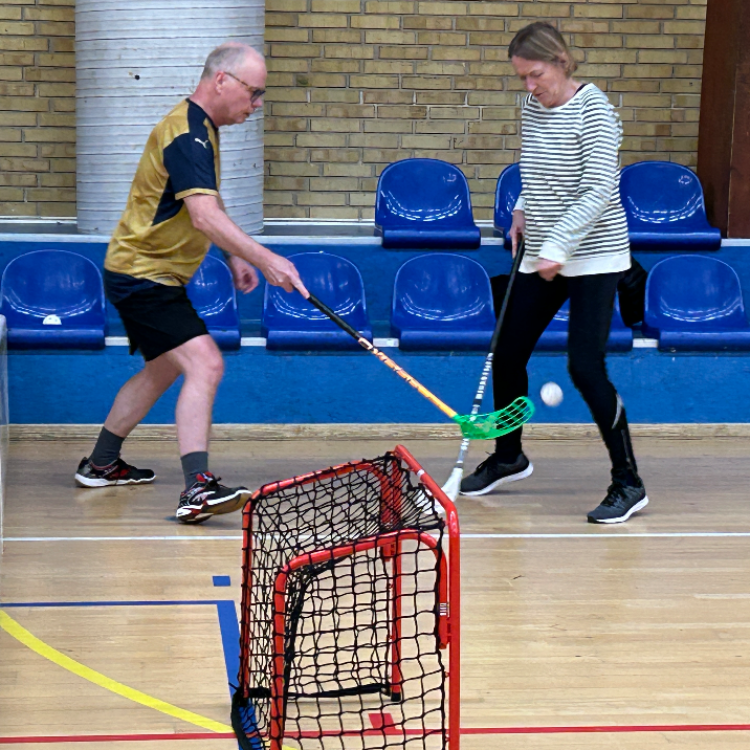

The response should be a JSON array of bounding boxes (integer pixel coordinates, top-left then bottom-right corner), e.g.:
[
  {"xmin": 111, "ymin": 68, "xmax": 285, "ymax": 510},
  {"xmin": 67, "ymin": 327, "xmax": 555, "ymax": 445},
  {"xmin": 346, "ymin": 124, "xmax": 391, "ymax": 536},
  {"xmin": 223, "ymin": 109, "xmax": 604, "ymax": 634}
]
[{"xmin": 0, "ymin": 609, "xmax": 233, "ymax": 734}]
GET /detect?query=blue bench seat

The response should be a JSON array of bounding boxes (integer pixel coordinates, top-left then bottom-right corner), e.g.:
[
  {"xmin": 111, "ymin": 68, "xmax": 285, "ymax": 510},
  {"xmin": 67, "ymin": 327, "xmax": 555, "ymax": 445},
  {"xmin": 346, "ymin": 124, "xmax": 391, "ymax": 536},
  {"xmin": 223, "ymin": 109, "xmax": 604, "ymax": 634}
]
[
  {"xmin": 263, "ymin": 252, "xmax": 372, "ymax": 351},
  {"xmin": 392, "ymin": 253, "xmax": 495, "ymax": 351},
  {"xmin": 620, "ymin": 161, "xmax": 721, "ymax": 252},
  {"xmin": 1, "ymin": 249, "xmax": 106, "ymax": 349},
  {"xmin": 375, "ymin": 158, "xmax": 481, "ymax": 250},
  {"xmin": 643, "ymin": 255, "xmax": 750, "ymax": 351},
  {"xmin": 493, "ymin": 163, "xmax": 521, "ymax": 250}
]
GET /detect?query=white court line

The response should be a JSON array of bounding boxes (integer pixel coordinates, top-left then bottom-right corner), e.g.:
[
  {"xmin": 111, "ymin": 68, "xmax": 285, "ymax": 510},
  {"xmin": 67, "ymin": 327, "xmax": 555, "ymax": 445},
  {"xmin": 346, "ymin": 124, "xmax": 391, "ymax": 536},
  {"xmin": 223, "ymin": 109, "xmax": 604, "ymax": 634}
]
[
  {"xmin": 6, "ymin": 531, "xmax": 750, "ymax": 542},
  {"xmin": 4, "ymin": 536, "xmax": 244, "ymax": 542},
  {"xmin": 463, "ymin": 532, "xmax": 750, "ymax": 539},
  {"xmin": 106, "ymin": 336, "xmax": 402, "ymax": 348},
  {"xmin": 108, "ymin": 336, "xmax": 658, "ymax": 349}
]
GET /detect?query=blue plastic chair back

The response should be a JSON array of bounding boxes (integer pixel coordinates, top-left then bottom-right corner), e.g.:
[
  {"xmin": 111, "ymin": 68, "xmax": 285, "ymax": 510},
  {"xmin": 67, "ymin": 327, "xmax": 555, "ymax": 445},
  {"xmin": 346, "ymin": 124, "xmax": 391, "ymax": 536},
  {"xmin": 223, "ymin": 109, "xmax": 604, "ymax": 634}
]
[
  {"xmin": 494, "ymin": 163, "xmax": 522, "ymax": 248},
  {"xmin": 375, "ymin": 158, "xmax": 481, "ymax": 249},
  {"xmin": 536, "ymin": 298, "xmax": 633, "ymax": 352},
  {"xmin": 392, "ymin": 253, "xmax": 496, "ymax": 350},
  {"xmin": 0, "ymin": 249, "xmax": 106, "ymax": 349},
  {"xmin": 263, "ymin": 252, "xmax": 371, "ymax": 350},
  {"xmin": 619, "ymin": 161, "xmax": 721, "ymax": 251},
  {"xmin": 643, "ymin": 255, "xmax": 750, "ymax": 350},
  {"xmin": 186, "ymin": 254, "xmax": 241, "ymax": 350}
]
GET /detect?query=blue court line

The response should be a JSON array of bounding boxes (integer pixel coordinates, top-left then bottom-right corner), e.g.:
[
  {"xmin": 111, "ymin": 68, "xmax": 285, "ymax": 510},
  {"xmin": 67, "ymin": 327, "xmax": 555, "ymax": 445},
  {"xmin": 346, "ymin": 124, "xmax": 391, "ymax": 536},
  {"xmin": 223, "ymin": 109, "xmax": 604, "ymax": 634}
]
[
  {"xmin": 214, "ymin": 576, "xmax": 240, "ymax": 699},
  {"xmin": 216, "ymin": 601, "xmax": 240, "ymax": 697}
]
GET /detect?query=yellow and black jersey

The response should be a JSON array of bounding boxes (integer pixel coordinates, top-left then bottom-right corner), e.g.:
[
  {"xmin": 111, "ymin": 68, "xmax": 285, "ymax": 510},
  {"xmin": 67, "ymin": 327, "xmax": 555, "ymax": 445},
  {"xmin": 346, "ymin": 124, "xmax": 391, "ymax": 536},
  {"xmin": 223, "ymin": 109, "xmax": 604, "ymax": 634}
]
[{"xmin": 105, "ymin": 99, "xmax": 220, "ymax": 287}]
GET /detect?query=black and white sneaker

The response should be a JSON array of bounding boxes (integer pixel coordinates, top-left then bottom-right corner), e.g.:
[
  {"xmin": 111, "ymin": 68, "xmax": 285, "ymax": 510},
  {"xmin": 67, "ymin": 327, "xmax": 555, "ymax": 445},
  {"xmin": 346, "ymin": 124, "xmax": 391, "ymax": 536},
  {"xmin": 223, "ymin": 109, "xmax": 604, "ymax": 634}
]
[
  {"xmin": 587, "ymin": 477, "xmax": 649, "ymax": 524},
  {"xmin": 75, "ymin": 457, "xmax": 156, "ymax": 488},
  {"xmin": 459, "ymin": 452, "xmax": 533, "ymax": 496},
  {"xmin": 175, "ymin": 472, "xmax": 252, "ymax": 524}
]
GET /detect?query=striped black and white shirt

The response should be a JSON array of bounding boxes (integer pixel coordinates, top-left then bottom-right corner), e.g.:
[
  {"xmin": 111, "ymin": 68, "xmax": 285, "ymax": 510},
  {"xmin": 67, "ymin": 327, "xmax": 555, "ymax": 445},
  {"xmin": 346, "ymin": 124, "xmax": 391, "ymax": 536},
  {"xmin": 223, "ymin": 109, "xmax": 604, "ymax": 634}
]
[{"xmin": 515, "ymin": 83, "xmax": 631, "ymax": 277}]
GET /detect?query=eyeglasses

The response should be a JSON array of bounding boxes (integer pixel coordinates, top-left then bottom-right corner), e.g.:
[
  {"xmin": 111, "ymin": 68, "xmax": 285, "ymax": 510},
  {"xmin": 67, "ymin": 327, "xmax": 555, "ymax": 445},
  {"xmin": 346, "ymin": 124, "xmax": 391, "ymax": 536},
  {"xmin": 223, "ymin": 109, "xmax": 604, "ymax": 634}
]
[{"xmin": 224, "ymin": 71, "xmax": 265, "ymax": 104}]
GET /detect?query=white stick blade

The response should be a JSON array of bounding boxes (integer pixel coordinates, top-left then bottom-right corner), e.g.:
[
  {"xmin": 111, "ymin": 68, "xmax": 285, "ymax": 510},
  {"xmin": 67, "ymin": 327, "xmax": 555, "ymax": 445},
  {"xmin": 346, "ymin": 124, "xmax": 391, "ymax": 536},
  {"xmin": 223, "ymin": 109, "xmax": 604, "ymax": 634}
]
[{"xmin": 441, "ymin": 468, "xmax": 463, "ymax": 502}]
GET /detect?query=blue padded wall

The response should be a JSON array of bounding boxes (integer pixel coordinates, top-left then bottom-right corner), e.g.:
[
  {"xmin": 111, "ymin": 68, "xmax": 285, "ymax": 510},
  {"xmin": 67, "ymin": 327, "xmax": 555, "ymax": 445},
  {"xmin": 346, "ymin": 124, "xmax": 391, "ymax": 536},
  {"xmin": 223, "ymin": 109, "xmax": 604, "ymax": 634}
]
[{"xmin": 3, "ymin": 235, "xmax": 750, "ymax": 425}]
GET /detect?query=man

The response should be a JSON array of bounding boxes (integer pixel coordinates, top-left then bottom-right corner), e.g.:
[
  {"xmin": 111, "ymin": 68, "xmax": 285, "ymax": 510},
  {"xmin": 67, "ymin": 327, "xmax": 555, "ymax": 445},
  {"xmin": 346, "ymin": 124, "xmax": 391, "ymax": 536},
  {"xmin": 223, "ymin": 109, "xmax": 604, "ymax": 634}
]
[{"xmin": 74, "ymin": 42, "xmax": 308, "ymax": 524}]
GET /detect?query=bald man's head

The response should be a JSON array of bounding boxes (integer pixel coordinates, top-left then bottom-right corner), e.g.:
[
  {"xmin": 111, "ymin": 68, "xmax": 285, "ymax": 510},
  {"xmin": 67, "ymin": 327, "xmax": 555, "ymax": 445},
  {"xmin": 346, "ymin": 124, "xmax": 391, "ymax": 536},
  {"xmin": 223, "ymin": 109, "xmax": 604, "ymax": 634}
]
[
  {"xmin": 201, "ymin": 43, "xmax": 264, "ymax": 81},
  {"xmin": 191, "ymin": 42, "xmax": 267, "ymax": 128}
]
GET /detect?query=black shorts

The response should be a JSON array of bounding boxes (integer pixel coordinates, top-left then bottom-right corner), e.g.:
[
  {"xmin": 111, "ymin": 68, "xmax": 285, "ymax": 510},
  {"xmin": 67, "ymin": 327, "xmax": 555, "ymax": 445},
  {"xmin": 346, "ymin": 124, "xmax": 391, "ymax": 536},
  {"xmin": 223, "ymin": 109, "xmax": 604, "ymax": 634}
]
[{"xmin": 112, "ymin": 283, "xmax": 208, "ymax": 361}]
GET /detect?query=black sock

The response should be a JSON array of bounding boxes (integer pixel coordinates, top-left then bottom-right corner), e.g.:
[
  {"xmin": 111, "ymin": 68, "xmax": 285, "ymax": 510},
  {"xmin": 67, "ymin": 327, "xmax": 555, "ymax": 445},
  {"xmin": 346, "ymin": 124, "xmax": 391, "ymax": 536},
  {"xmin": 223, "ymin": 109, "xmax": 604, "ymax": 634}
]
[
  {"xmin": 181, "ymin": 451, "xmax": 209, "ymax": 489},
  {"xmin": 90, "ymin": 427, "xmax": 125, "ymax": 468}
]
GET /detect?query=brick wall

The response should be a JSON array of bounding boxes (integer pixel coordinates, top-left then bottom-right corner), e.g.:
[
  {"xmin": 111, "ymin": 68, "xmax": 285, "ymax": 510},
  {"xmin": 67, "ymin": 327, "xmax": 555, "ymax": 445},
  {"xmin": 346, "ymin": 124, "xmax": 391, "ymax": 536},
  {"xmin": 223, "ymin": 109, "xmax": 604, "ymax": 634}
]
[
  {"xmin": 0, "ymin": 0, "xmax": 705, "ymax": 222},
  {"xmin": 0, "ymin": 0, "xmax": 75, "ymax": 218},
  {"xmin": 265, "ymin": 0, "xmax": 706, "ymax": 221}
]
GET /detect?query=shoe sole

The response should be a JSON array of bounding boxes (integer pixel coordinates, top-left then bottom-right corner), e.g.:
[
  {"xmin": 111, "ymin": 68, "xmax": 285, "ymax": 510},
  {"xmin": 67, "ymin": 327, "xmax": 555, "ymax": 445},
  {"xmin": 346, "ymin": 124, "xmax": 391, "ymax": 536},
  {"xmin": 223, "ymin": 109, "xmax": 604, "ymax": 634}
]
[
  {"xmin": 176, "ymin": 487, "xmax": 252, "ymax": 523},
  {"xmin": 74, "ymin": 474, "xmax": 156, "ymax": 488},
  {"xmin": 588, "ymin": 495, "xmax": 649, "ymax": 524},
  {"xmin": 459, "ymin": 462, "xmax": 534, "ymax": 497}
]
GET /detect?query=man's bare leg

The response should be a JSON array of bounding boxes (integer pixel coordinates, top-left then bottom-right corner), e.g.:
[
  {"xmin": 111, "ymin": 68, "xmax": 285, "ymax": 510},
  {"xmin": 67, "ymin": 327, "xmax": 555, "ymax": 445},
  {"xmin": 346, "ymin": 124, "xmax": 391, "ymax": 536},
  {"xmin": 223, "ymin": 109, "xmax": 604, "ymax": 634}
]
[
  {"xmin": 163, "ymin": 334, "xmax": 224, "ymax": 457},
  {"xmin": 165, "ymin": 335, "xmax": 250, "ymax": 523},
  {"xmin": 103, "ymin": 356, "xmax": 182, "ymax": 438}
]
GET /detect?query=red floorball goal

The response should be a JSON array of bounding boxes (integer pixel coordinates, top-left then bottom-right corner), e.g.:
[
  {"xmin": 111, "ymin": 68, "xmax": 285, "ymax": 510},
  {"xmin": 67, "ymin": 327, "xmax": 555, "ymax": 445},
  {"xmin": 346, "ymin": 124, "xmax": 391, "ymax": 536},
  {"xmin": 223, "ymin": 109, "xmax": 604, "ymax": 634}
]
[{"xmin": 232, "ymin": 445, "xmax": 460, "ymax": 750}]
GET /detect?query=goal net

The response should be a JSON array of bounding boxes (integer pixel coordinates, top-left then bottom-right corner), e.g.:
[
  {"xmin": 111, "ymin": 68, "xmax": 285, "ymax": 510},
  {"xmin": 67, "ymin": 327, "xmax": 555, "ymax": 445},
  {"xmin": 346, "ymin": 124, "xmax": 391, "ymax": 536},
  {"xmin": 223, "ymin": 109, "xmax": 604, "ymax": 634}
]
[{"xmin": 232, "ymin": 445, "xmax": 460, "ymax": 750}]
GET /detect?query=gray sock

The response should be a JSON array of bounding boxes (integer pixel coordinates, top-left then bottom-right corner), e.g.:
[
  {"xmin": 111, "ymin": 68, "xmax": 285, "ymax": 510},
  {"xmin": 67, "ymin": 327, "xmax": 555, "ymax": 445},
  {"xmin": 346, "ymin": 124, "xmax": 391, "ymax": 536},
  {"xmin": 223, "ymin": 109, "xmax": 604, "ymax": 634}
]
[
  {"xmin": 90, "ymin": 427, "xmax": 125, "ymax": 468},
  {"xmin": 181, "ymin": 451, "xmax": 209, "ymax": 489}
]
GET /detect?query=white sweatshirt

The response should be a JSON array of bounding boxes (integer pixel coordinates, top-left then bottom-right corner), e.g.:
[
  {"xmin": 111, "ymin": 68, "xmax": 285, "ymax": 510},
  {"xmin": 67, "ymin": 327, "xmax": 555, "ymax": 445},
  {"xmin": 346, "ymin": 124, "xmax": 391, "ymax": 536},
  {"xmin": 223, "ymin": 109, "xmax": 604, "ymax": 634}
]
[{"xmin": 515, "ymin": 83, "xmax": 631, "ymax": 277}]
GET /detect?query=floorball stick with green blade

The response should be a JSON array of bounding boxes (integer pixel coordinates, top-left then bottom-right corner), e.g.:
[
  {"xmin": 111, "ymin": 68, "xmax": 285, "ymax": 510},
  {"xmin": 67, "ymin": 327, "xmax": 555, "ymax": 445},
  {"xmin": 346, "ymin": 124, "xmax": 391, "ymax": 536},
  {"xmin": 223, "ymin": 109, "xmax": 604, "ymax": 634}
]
[
  {"xmin": 305, "ymin": 291, "xmax": 533, "ymax": 441},
  {"xmin": 442, "ymin": 239, "xmax": 533, "ymax": 500}
]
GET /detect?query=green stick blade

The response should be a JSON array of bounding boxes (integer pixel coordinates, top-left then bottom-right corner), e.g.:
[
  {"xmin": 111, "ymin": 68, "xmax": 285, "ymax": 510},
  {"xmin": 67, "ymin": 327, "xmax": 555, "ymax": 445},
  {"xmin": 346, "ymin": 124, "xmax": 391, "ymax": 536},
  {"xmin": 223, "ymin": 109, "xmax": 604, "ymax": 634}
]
[{"xmin": 452, "ymin": 396, "xmax": 535, "ymax": 440}]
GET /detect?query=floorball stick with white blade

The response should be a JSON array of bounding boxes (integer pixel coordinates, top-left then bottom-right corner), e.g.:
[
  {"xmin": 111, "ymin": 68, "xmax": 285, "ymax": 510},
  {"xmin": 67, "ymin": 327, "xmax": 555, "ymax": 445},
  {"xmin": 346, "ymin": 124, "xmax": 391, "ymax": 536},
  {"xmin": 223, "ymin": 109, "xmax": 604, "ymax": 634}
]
[{"xmin": 442, "ymin": 239, "xmax": 530, "ymax": 501}]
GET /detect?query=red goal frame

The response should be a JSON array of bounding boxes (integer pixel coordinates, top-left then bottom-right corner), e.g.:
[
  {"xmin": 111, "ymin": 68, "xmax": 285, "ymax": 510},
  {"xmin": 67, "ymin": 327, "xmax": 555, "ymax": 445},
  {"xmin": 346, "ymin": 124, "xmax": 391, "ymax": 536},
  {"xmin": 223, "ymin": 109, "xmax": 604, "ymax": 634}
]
[{"xmin": 236, "ymin": 444, "xmax": 461, "ymax": 750}]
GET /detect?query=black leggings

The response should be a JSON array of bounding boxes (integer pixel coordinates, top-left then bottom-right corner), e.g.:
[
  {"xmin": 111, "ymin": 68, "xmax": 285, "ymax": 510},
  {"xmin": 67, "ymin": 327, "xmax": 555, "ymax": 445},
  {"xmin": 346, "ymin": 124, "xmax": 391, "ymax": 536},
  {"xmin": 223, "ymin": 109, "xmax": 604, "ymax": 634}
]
[{"xmin": 492, "ymin": 270, "xmax": 633, "ymax": 472}]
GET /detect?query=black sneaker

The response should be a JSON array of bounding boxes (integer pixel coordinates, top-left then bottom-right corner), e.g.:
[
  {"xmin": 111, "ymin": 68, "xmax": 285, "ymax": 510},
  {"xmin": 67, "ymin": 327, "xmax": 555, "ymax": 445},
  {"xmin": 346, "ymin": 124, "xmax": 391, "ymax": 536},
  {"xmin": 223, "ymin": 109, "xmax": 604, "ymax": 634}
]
[
  {"xmin": 459, "ymin": 452, "xmax": 533, "ymax": 496},
  {"xmin": 587, "ymin": 477, "xmax": 649, "ymax": 524},
  {"xmin": 175, "ymin": 472, "xmax": 252, "ymax": 524},
  {"xmin": 75, "ymin": 457, "xmax": 156, "ymax": 488}
]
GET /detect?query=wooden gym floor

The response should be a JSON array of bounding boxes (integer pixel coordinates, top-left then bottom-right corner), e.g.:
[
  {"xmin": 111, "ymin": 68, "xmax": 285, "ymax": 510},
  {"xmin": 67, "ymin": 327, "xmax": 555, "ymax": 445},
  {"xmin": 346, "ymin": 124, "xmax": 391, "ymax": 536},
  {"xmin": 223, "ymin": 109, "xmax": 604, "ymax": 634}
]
[{"xmin": 2, "ymin": 435, "xmax": 750, "ymax": 749}]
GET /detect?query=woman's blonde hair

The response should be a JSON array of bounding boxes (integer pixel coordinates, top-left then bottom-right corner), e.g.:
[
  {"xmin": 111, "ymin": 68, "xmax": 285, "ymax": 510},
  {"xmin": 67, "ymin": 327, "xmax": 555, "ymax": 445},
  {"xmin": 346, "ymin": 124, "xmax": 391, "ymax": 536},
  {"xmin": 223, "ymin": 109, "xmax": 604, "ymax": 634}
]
[{"xmin": 508, "ymin": 22, "xmax": 577, "ymax": 76}]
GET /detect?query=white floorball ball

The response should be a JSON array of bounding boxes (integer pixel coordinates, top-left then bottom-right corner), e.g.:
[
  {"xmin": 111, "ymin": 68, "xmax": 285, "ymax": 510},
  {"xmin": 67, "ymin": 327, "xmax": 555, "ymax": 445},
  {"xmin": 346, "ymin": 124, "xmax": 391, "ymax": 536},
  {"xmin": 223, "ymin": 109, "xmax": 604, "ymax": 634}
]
[{"xmin": 540, "ymin": 382, "xmax": 563, "ymax": 407}]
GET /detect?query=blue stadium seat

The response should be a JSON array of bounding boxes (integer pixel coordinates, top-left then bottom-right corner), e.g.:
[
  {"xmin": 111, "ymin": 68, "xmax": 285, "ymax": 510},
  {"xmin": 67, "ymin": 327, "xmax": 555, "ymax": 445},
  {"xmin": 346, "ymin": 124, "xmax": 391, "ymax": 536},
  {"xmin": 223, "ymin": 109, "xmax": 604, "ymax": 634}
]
[
  {"xmin": 493, "ymin": 163, "xmax": 522, "ymax": 249},
  {"xmin": 620, "ymin": 161, "xmax": 721, "ymax": 251},
  {"xmin": 186, "ymin": 254, "xmax": 241, "ymax": 350},
  {"xmin": 262, "ymin": 252, "xmax": 371, "ymax": 350},
  {"xmin": 0, "ymin": 249, "xmax": 106, "ymax": 349},
  {"xmin": 375, "ymin": 158, "xmax": 481, "ymax": 249},
  {"xmin": 642, "ymin": 255, "xmax": 750, "ymax": 351},
  {"xmin": 392, "ymin": 253, "xmax": 496, "ymax": 351},
  {"xmin": 535, "ymin": 298, "xmax": 633, "ymax": 352}
]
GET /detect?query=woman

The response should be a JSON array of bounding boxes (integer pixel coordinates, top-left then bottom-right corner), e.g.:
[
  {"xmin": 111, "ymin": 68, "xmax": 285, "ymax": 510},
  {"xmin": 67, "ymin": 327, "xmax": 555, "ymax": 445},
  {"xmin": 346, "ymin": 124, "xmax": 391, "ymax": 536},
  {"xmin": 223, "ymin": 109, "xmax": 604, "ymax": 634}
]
[{"xmin": 460, "ymin": 22, "xmax": 648, "ymax": 524}]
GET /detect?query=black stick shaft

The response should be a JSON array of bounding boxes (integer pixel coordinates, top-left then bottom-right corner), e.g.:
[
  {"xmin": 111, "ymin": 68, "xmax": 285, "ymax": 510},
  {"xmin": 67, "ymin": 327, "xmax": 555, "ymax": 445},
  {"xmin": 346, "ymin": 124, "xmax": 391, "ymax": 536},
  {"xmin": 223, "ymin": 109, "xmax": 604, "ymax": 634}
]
[
  {"xmin": 490, "ymin": 238, "xmax": 526, "ymax": 356},
  {"xmin": 306, "ymin": 292, "xmax": 364, "ymax": 342}
]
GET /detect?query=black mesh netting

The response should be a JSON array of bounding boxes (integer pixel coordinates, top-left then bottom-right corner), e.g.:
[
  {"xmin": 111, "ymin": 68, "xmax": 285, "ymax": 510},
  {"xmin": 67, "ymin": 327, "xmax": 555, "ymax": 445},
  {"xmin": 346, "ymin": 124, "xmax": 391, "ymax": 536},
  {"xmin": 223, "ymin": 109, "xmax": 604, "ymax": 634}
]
[{"xmin": 232, "ymin": 452, "xmax": 449, "ymax": 750}]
